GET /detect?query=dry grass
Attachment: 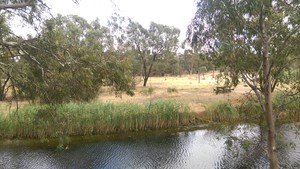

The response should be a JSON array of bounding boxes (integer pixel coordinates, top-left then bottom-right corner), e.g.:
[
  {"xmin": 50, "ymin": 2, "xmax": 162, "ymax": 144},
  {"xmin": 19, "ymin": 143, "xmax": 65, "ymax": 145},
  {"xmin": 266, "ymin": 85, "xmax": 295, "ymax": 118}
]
[
  {"xmin": 98, "ymin": 72, "xmax": 251, "ymax": 116},
  {"xmin": 0, "ymin": 72, "xmax": 251, "ymax": 117}
]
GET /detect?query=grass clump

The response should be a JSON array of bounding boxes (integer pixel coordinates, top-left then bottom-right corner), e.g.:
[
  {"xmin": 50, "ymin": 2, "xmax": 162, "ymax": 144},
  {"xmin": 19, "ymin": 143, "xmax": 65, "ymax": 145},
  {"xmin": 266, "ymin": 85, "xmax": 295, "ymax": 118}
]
[
  {"xmin": 237, "ymin": 96, "xmax": 262, "ymax": 123},
  {"xmin": 167, "ymin": 87, "xmax": 178, "ymax": 93},
  {"xmin": 273, "ymin": 92, "xmax": 300, "ymax": 122},
  {"xmin": 204, "ymin": 101, "xmax": 239, "ymax": 123},
  {"xmin": 0, "ymin": 100, "xmax": 194, "ymax": 139},
  {"xmin": 140, "ymin": 87, "xmax": 155, "ymax": 96}
]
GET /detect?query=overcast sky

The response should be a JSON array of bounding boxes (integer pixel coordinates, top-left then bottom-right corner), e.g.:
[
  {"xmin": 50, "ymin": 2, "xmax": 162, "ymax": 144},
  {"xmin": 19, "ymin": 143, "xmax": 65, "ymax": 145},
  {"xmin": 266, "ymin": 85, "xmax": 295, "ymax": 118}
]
[{"xmin": 44, "ymin": 0, "xmax": 197, "ymax": 42}]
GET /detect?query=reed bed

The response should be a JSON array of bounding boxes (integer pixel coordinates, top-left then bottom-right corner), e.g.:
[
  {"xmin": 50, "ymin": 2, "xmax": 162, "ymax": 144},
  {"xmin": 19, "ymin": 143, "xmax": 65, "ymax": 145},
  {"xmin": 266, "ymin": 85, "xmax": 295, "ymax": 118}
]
[
  {"xmin": 203, "ymin": 92, "xmax": 300, "ymax": 124},
  {"xmin": 0, "ymin": 100, "xmax": 193, "ymax": 139},
  {"xmin": 203, "ymin": 101, "xmax": 240, "ymax": 123}
]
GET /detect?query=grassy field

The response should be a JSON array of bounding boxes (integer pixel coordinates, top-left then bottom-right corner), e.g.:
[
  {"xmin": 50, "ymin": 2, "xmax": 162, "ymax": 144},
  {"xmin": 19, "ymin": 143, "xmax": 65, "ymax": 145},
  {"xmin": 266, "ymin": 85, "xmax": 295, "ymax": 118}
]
[
  {"xmin": 0, "ymin": 72, "xmax": 250, "ymax": 113},
  {"xmin": 0, "ymin": 72, "xmax": 254, "ymax": 139},
  {"xmin": 98, "ymin": 72, "xmax": 250, "ymax": 117}
]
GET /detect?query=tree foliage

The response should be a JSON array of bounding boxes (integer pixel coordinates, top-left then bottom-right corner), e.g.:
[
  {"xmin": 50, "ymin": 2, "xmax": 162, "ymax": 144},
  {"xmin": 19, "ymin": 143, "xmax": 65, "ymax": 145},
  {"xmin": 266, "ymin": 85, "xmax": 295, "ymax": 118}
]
[
  {"xmin": 188, "ymin": 0, "xmax": 300, "ymax": 91},
  {"xmin": 188, "ymin": 0, "xmax": 300, "ymax": 168},
  {"xmin": 0, "ymin": 0, "xmax": 51, "ymax": 102},
  {"xmin": 12, "ymin": 15, "xmax": 135, "ymax": 104}
]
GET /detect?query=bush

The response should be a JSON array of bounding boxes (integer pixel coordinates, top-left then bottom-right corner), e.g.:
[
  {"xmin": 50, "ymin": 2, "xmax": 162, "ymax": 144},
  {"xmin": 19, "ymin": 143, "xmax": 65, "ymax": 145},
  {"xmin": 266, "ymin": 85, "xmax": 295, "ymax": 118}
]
[
  {"xmin": 237, "ymin": 96, "xmax": 262, "ymax": 123},
  {"xmin": 167, "ymin": 87, "xmax": 178, "ymax": 93},
  {"xmin": 140, "ymin": 87, "xmax": 155, "ymax": 96},
  {"xmin": 273, "ymin": 92, "xmax": 300, "ymax": 122}
]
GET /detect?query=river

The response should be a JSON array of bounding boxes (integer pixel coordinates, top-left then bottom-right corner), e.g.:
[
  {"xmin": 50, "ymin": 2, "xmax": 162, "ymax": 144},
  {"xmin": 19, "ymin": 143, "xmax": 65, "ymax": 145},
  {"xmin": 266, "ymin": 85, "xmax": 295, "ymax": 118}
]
[{"xmin": 0, "ymin": 124, "xmax": 299, "ymax": 169}]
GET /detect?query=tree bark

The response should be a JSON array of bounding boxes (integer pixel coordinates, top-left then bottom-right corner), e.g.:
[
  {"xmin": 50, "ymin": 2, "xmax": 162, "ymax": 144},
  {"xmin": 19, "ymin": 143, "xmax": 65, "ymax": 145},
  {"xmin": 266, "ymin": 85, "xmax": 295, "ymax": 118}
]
[
  {"xmin": 263, "ymin": 48, "xmax": 278, "ymax": 169},
  {"xmin": 260, "ymin": 2, "xmax": 279, "ymax": 168},
  {"xmin": 142, "ymin": 54, "xmax": 156, "ymax": 87},
  {"xmin": 143, "ymin": 77, "xmax": 148, "ymax": 87},
  {"xmin": 0, "ymin": 76, "xmax": 10, "ymax": 101}
]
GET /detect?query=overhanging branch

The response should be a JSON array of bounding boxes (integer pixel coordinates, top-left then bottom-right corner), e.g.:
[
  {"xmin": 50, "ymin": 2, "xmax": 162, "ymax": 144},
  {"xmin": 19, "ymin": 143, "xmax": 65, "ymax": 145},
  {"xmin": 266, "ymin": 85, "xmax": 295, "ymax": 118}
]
[{"xmin": 0, "ymin": 0, "xmax": 34, "ymax": 10}]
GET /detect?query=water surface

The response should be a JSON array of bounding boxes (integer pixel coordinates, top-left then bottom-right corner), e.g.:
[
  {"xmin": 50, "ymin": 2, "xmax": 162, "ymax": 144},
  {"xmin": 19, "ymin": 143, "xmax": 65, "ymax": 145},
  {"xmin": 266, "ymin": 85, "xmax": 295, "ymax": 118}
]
[{"xmin": 0, "ymin": 124, "xmax": 299, "ymax": 169}]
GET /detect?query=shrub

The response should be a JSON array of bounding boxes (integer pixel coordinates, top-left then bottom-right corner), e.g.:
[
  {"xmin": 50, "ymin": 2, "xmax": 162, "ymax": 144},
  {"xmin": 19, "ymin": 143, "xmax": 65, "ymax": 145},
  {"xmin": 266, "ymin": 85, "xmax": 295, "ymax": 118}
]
[
  {"xmin": 140, "ymin": 87, "xmax": 155, "ymax": 96},
  {"xmin": 273, "ymin": 92, "xmax": 300, "ymax": 122},
  {"xmin": 237, "ymin": 96, "xmax": 262, "ymax": 123},
  {"xmin": 167, "ymin": 87, "xmax": 178, "ymax": 93}
]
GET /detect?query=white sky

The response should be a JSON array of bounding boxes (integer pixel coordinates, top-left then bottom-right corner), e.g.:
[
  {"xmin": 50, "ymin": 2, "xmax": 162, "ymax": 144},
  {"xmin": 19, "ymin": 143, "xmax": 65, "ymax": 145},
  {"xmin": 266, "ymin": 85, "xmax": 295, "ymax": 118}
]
[{"xmin": 45, "ymin": 0, "xmax": 197, "ymax": 42}]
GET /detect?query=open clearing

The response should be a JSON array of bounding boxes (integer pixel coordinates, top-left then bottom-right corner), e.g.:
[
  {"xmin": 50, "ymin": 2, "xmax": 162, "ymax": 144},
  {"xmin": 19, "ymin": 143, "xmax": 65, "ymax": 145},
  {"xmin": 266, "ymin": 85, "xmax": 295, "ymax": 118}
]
[
  {"xmin": 0, "ymin": 72, "xmax": 251, "ymax": 116},
  {"xmin": 98, "ymin": 72, "xmax": 251, "ymax": 115}
]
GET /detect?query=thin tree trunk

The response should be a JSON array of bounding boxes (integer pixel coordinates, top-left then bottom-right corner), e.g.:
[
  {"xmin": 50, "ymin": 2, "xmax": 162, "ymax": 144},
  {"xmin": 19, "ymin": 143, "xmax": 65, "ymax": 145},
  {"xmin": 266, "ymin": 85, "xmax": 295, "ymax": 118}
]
[
  {"xmin": 143, "ymin": 77, "xmax": 148, "ymax": 87},
  {"xmin": 260, "ymin": 2, "xmax": 278, "ymax": 168},
  {"xmin": 263, "ymin": 67, "xmax": 278, "ymax": 169},
  {"xmin": 0, "ymin": 76, "xmax": 10, "ymax": 101},
  {"xmin": 142, "ymin": 54, "xmax": 156, "ymax": 87}
]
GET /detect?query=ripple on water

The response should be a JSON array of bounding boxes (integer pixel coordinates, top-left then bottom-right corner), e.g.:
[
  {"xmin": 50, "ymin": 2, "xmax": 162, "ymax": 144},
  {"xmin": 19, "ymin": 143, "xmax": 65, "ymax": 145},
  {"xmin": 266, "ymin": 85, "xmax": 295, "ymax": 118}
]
[{"xmin": 0, "ymin": 124, "xmax": 300, "ymax": 169}]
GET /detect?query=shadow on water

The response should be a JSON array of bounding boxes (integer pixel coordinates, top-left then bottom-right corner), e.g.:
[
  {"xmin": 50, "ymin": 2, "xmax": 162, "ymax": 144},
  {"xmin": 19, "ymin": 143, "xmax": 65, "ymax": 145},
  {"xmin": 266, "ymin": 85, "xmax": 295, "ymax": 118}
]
[{"xmin": 0, "ymin": 124, "xmax": 299, "ymax": 169}]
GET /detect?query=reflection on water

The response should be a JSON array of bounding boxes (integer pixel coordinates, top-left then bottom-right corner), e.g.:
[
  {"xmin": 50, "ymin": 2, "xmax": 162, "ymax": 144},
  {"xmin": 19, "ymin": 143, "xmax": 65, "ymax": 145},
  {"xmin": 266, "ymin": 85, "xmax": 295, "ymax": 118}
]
[{"xmin": 0, "ymin": 124, "xmax": 299, "ymax": 169}]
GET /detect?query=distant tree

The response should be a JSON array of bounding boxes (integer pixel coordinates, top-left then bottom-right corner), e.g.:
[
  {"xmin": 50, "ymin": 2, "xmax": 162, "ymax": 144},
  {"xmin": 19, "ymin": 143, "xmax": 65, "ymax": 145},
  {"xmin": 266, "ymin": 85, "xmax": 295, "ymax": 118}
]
[
  {"xmin": 179, "ymin": 49, "xmax": 213, "ymax": 75},
  {"xmin": 179, "ymin": 49, "xmax": 200, "ymax": 74},
  {"xmin": 127, "ymin": 21, "xmax": 180, "ymax": 86},
  {"xmin": 188, "ymin": 0, "xmax": 300, "ymax": 168},
  {"xmin": 152, "ymin": 51, "xmax": 179, "ymax": 76}
]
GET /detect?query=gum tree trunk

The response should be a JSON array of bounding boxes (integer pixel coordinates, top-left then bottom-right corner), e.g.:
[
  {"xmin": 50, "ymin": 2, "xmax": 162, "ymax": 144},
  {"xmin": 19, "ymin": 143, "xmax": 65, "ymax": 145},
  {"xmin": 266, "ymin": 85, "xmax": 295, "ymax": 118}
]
[{"xmin": 260, "ymin": 2, "xmax": 279, "ymax": 168}]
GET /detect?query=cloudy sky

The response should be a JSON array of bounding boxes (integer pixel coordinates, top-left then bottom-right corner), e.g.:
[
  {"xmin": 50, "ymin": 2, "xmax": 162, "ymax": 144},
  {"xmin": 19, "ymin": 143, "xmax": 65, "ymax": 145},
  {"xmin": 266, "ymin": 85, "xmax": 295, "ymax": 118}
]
[{"xmin": 45, "ymin": 0, "xmax": 197, "ymax": 41}]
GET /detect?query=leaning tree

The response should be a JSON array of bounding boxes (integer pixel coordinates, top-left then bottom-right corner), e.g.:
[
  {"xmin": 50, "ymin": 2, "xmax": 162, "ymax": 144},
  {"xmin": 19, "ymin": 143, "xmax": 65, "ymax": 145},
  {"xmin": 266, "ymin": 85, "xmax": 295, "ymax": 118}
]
[{"xmin": 0, "ymin": 0, "xmax": 50, "ymax": 101}]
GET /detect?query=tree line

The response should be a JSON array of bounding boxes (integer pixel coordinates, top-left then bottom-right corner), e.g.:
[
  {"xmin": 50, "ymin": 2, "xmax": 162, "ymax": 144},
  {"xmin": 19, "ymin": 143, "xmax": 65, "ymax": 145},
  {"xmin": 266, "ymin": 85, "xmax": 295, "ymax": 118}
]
[{"xmin": 0, "ymin": 1, "xmax": 212, "ymax": 104}]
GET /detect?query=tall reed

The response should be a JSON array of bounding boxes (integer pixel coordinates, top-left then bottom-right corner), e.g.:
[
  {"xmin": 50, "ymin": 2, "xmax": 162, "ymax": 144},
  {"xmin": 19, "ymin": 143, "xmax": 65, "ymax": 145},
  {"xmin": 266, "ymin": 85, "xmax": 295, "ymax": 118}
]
[
  {"xmin": 0, "ymin": 100, "xmax": 193, "ymax": 139},
  {"xmin": 203, "ymin": 93, "xmax": 300, "ymax": 124},
  {"xmin": 203, "ymin": 101, "xmax": 240, "ymax": 123},
  {"xmin": 273, "ymin": 92, "xmax": 300, "ymax": 122}
]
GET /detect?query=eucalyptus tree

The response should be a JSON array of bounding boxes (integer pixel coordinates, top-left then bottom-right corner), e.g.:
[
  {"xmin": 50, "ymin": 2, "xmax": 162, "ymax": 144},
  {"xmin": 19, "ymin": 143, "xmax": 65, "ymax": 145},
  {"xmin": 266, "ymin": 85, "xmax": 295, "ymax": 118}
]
[
  {"xmin": 179, "ymin": 49, "xmax": 201, "ymax": 75},
  {"xmin": 0, "ymin": 16, "xmax": 13, "ymax": 100},
  {"xmin": 14, "ymin": 15, "xmax": 134, "ymax": 104},
  {"xmin": 127, "ymin": 21, "xmax": 180, "ymax": 86},
  {"xmin": 0, "ymin": 0, "xmax": 51, "ymax": 102},
  {"xmin": 152, "ymin": 51, "xmax": 180, "ymax": 76},
  {"xmin": 188, "ymin": 0, "xmax": 300, "ymax": 168}
]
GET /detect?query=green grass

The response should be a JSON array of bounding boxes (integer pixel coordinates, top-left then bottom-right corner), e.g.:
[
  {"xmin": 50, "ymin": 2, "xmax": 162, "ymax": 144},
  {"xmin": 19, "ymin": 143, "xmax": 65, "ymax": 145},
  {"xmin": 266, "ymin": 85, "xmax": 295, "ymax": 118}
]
[
  {"xmin": 238, "ymin": 96, "xmax": 262, "ymax": 123},
  {"xmin": 140, "ymin": 87, "xmax": 155, "ymax": 96},
  {"xmin": 203, "ymin": 92, "xmax": 300, "ymax": 124},
  {"xmin": 167, "ymin": 87, "xmax": 178, "ymax": 93},
  {"xmin": 203, "ymin": 101, "xmax": 239, "ymax": 123},
  {"xmin": 0, "ymin": 100, "xmax": 194, "ymax": 139},
  {"xmin": 273, "ymin": 92, "xmax": 300, "ymax": 122}
]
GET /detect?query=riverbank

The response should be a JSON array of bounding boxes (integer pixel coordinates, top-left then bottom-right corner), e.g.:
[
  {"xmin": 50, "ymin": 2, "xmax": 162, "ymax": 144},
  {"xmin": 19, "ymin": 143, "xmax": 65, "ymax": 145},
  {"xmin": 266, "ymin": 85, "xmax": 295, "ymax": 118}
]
[
  {"xmin": 0, "ymin": 100, "xmax": 195, "ymax": 139},
  {"xmin": 0, "ymin": 73, "xmax": 299, "ymax": 141}
]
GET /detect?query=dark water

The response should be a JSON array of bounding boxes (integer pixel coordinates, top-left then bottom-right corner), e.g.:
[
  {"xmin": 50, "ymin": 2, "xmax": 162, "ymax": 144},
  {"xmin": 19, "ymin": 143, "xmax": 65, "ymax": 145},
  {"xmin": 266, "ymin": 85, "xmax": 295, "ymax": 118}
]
[{"xmin": 0, "ymin": 124, "xmax": 299, "ymax": 169}]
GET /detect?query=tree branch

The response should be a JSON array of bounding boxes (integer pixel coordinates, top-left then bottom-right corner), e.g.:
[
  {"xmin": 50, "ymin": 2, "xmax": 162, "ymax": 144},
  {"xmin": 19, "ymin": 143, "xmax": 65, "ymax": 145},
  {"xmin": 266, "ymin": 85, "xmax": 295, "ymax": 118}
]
[{"xmin": 0, "ymin": 0, "xmax": 34, "ymax": 10}]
